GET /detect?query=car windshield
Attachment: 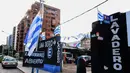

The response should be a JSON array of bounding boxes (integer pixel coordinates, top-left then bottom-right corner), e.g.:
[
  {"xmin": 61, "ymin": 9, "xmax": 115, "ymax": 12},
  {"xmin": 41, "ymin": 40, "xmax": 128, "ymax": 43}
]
[{"xmin": 4, "ymin": 57, "xmax": 16, "ymax": 61}]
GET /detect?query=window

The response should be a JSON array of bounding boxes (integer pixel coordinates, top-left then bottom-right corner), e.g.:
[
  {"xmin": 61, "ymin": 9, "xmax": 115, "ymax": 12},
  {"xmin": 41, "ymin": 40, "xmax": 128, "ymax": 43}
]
[{"xmin": 47, "ymin": 33, "xmax": 50, "ymax": 36}]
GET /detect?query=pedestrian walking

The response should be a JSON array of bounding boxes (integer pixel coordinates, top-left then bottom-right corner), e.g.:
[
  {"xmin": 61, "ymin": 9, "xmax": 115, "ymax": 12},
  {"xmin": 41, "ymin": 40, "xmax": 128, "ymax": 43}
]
[{"xmin": 76, "ymin": 57, "xmax": 86, "ymax": 73}]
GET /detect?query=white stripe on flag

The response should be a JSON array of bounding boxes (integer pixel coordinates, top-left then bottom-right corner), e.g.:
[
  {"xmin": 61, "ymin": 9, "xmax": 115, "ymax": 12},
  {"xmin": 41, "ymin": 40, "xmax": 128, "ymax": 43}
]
[
  {"xmin": 24, "ymin": 11, "xmax": 42, "ymax": 56},
  {"xmin": 28, "ymin": 42, "xmax": 37, "ymax": 56},
  {"xmin": 54, "ymin": 25, "xmax": 60, "ymax": 36},
  {"xmin": 27, "ymin": 16, "xmax": 41, "ymax": 40},
  {"xmin": 97, "ymin": 10, "xmax": 104, "ymax": 21}
]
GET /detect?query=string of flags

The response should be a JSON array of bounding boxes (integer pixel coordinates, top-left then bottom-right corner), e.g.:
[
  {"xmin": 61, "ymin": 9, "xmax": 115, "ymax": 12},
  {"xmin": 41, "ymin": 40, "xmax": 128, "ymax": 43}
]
[
  {"xmin": 54, "ymin": 25, "xmax": 61, "ymax": 36},
  {"xmin": 73, "ymin": 42, "xmax": 81, "ymax": 48},
  {"xmin": 61, "ymin": 33, "xmax": 90, "ymax": 41},
  {"xmin": 67, "ymin": 41, "xmax": 81, "ymax": 48},
  {"xmin": 39, "ymin": 26, "xmax": 90, "ymax": 41},
  {"xmin": 38, "ymin": 8, "xmax": 106, "ymax": 42},
  {"xmin": 39, "ymin": 32, "xmax": 90, "ymax": 41}
]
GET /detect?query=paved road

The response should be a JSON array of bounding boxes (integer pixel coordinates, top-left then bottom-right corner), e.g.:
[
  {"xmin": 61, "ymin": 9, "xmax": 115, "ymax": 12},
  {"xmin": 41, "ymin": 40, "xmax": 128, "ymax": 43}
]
[
  {"xmin": 62, "ymin": 63, "xmax": 92, "ymax": 73},
  {"xmin": 0, "ymin": 63, "xmax": 23, "ymax": 73}
]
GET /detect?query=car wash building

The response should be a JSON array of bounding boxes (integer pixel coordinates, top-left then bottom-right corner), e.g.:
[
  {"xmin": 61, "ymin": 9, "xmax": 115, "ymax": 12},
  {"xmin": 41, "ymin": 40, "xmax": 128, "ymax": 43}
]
[{"xmin": 91, "ymin": 11, "xmax": 130, "ymax": 73}]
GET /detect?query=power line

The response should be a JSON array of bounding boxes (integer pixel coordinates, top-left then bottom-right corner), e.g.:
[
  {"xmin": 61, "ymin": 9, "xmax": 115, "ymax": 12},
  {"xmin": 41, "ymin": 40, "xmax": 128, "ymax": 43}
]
[{"xmin": 60, "ymin": 0, "xmax": 108, "ymax": 25}]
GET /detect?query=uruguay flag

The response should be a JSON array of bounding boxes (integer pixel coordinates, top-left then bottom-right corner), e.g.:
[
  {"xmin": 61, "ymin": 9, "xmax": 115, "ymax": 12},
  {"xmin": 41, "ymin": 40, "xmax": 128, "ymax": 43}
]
[
  {"xmin": 97, "ymin": 9, "xmax": 110, "ymax": 24},
  {"xmin": 73, "ymin": 42, "xmax": 81, "ymax": 48},
  {"xmin": 40, "ymin": 32, "xmax": 45, "ymax": 40},
  {"xmin": 103, "ymin": 14, "xmax": 110, "ymax": 24},
  {"xmin": 24, "ymin": 12, "xmax": 42, "ymax": 56},
  {"xmin": 54, "ymin": 25, "xmax": 60, "ymax": 36},
  {"xmin": 97, "ymin": 10, "xmax": 104, "ymax": 21}
]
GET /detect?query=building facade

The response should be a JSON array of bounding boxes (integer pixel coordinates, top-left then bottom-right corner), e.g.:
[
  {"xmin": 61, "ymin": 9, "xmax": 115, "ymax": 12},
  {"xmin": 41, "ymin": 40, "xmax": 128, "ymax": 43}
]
[
  {"xmin": 43, "ymin": 4, "xmax": 60, "ymax": 39},
  {"xmin": 16, "ymin": 2, "xmax": 60, "ymax": 56},
  {"xmin": 7, "ymin": 34, "xmax": 13, "ymax": 48},
  {"xmin": 12, "ymin": 26, "xmax": 17, "ymax": 50}
]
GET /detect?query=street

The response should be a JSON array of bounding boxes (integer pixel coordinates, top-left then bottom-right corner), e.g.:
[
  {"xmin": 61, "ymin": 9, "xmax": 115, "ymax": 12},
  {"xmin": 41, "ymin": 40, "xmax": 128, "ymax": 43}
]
[
  {"xmin": 62, "ymin": 63, "xmax": 92, "ymax": 73},
  {"xmin": 0, "ymin": 63, "xmax": 23, "ymax": 73}
]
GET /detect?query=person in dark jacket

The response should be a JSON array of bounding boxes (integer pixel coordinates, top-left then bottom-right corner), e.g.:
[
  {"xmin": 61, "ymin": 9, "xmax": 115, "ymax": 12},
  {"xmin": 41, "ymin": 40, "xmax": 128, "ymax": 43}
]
[{"xmin": 76, "ymin": 57, "xmax": 86, "ymax": 73}]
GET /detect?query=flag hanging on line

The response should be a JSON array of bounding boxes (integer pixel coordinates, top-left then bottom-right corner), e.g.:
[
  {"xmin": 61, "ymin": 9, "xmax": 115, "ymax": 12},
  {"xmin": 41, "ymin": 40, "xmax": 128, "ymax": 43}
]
[
  {"xmin": 40, "ymin": 32, "xmax": 45, "ymax": 40},
  {"xmin": 63, "ymin": 37, "xmax": 66, "ymax": 40},
  {"xmin": 71, "ymin": 36, "xmax": 78, "ymax": 40},
  {"xmin": 97, "ymin": 9, "xmax": 110, "ymax": 24},
  {"xmin": 68, "ymin": 37, "xmax": 70, "ymax": 40},
  {"xmin": 73, "ymin": 42, "xmax": 81, "ymax": 48},
  {"xmin": 97, "ymin": 10, "xmax": 104, "ymax": 21},
  {"xmin": 76, "ymin": 42, "xmax": 81, "ymax": 48},
  {"xmin": 24, "ymin": 12, "xmax": 43, "ymax": 56},
  {"xmin": 103, "ymin": 14, "xmax": 110, "ymax": 24},
  {"xmin": 54, "ymin": 25, "xmax": 61, "ymax": 36}
]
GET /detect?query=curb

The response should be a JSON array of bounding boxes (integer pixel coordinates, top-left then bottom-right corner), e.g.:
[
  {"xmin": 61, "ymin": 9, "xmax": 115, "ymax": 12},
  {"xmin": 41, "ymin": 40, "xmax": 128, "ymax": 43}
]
[{"xmin": 17, "ymin": 67, "xmax": 25, "ymax": 73}]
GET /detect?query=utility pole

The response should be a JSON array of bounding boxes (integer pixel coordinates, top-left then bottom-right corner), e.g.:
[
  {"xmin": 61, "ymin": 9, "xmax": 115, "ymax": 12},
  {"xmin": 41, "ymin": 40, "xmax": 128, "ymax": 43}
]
[{"xmin": 31, "ymin": 0, "xmax": 44, "ymax": 73}]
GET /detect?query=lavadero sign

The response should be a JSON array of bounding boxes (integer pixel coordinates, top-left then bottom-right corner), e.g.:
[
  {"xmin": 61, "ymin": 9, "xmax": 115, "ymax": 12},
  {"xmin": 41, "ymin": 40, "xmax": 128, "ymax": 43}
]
[
  {"xmin": 109, "ymin": 13, "xmax": 130, "ymax": 73},
  {"xmin": 38, "ymin": 36, "xmax": 61, "ymax": 66},
  {"xmin": 91, "ymin": 12, "xmax": 130, "ymax": 73},
  {"xmin": 23, "ymin": 51, "xmax": 44, "ymax": 68},
  {"xmin": 110, "ymin": 14, "xmax": 122, "ymax": 70}
]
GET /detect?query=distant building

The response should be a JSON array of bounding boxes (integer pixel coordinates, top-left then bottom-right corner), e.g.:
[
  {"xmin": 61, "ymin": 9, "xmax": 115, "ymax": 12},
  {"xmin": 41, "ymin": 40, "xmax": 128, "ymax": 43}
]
[
  {"xmin": 16, "ymin": 2, "xmax": 60, "ymax": 56},
  {"xmin": 1, "ymin": 45, "xmax": 8, "ymax": 50},
  {"xmin": 12, "ymin": 26, "xmax": 17, "ymax": 50},
  {"xmin": 16, "ymin": 19, "xmax": 25, "ymax": 53},
  {"xmin": 6, "ymin": 37, "xmax": 9, "ymax": 46},
  {"xmin": 7, "ymin": 34, "xmax": 13, "ymax": 49}
]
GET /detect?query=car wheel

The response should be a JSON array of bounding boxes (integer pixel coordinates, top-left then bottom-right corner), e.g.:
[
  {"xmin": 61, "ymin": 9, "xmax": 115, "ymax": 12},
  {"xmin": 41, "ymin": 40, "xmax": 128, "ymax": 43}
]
[{"xmin": 2, "ymin": 65, "xmax": 5, "ymax": 69}]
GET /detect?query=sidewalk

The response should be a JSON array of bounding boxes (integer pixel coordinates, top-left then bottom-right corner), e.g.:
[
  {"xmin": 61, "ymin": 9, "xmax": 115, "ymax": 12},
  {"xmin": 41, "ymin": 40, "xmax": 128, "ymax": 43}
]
[
  {"xmin": 17, "ymin": 61, "xmax": 50, "ymax": 73},
  {"xmin": 17, "ymin": 61, "xmax": 91, "ymax": 73},
  {"xmin": 62, "ymin": 63, "xmax": 91, "ymax": 73}
]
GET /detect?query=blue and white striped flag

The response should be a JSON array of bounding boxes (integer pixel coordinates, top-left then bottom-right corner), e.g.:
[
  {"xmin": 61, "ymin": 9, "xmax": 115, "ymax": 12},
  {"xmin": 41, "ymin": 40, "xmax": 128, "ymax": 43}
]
[
  {"xmin": 97, "ymin": 9, "xmax": 110, "ymax": 24},
  {"xmin": 76, "ymin": 42, "xmax": 81, "ymax": 48},
  {"xmin": 24, "ymin": 12, "xmax": 42, "ymax": 56},
  {"xmin": 97, "ymin": 10, "xmax": 104, "ymax": 21},
  {"xmin": 40, "ymin": 32, "xmax": 45, "ymax": 40},
  {"xmin": 54, "ymin": 25, "xmax": 60, "ymax": 36}
]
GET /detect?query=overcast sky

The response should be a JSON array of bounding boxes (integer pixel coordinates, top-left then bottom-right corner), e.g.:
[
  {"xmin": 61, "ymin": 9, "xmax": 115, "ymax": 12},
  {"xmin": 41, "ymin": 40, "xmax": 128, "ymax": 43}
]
[{"xmin": 0, "ymin": 0, "xmax": 130, "ymax": 44}]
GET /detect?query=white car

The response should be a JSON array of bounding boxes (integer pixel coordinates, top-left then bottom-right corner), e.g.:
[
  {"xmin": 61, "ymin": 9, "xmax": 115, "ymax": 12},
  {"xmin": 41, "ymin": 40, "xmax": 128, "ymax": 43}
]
[{"xmin": 1, "ymin": 56, "xmax": 18, "ymax": 68}]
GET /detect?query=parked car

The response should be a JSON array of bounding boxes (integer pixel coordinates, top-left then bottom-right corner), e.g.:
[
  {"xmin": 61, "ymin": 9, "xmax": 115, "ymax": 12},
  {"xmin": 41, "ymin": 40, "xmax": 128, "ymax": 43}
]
[
  {"xmin": 1, "ymin": 56, "xmax": 18, "ymax": 68},
  {"xmin": 75, "ymin": 55, "xmax": 91, "ymax": 66},
  {"xmin": 63, "ymin": 52, "xmax": 74, "ymax": 63}
]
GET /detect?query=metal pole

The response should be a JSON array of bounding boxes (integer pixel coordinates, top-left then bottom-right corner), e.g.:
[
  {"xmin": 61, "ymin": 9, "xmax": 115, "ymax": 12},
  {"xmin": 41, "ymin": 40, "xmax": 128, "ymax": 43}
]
[
  {"xmin": 18, "ymin": 45, "xmax": 19, "ymax": 59},
  {"xmin": 11, "ymin": 46, "xmax": 13, "ymax": 57},
  {"xmin": 31, "ymin": 0, "xmax": 44, "ymax": 73},
  {"xmin": 1, "ymin": 45, "xmax": 3, "ymax": 55},
  {"xmin": 40, "ymin": 0, "xmax": 44, "ymax": 19},
  {"xmin": 8, "ymin": 46, "xmax": 9, "ymax": 56}
]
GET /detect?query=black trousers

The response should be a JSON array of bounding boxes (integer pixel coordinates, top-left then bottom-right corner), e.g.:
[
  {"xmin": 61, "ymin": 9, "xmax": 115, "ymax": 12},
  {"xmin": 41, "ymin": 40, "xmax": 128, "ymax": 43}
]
[{"xmin": 76, "ymin": 58, "xmax": 86, "ymax": 73}]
